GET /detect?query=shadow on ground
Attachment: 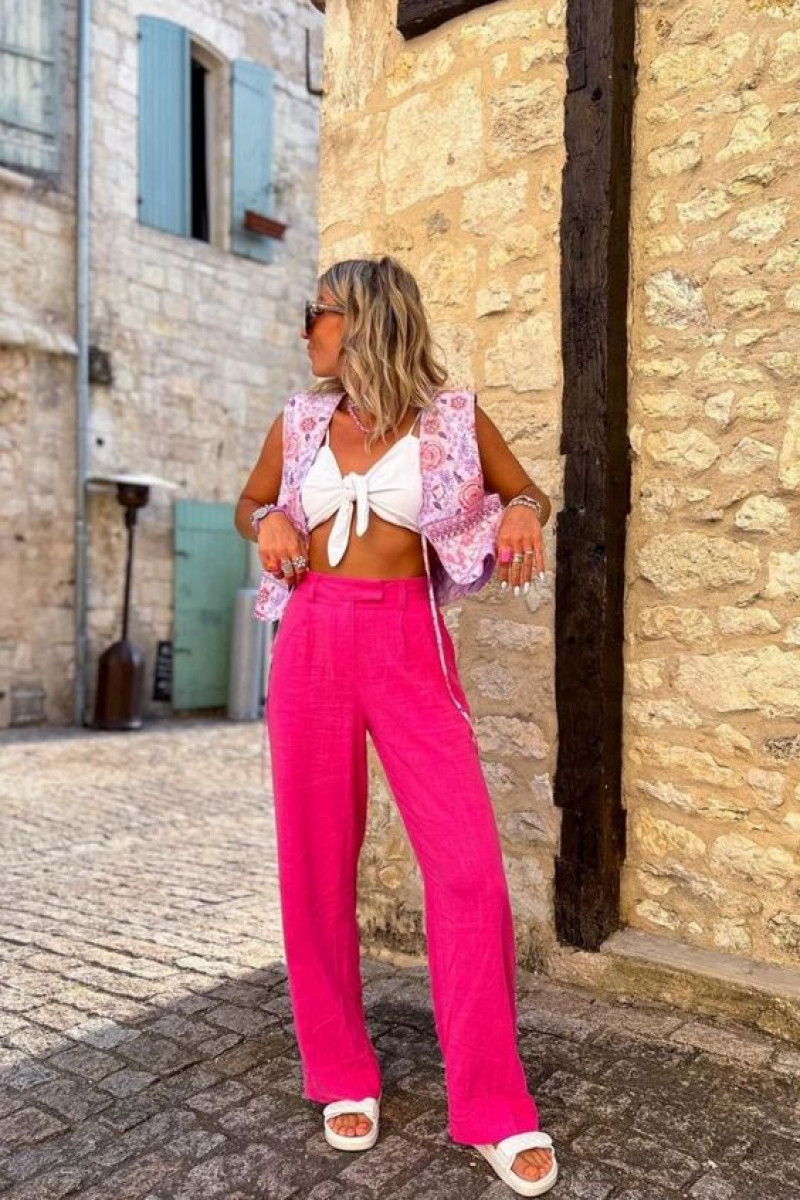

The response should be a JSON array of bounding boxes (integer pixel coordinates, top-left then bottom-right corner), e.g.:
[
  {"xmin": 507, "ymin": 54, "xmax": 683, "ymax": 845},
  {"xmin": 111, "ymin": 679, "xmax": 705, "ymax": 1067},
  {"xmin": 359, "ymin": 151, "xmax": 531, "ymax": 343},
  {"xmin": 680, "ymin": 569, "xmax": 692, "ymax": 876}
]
[
  {"xmin": 1, "ymin": 723, "xmax": 799, "ymax": 1198},
  {"xmin": 1, "ymin": 959, "xmax": 799, "ymax": 1200}
]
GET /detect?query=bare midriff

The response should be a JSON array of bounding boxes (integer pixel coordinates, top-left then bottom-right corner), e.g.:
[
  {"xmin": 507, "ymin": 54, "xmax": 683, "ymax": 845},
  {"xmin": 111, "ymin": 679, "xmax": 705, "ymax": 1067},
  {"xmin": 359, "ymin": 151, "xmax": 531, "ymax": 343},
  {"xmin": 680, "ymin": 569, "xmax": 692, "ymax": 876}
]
[
  {"xmin": 307, "ymin": 512, "xmax": 427, "ymax": 579},
  {"xmin": 306, "ymin": 408, "xmax": 427, "ymax": 580}
]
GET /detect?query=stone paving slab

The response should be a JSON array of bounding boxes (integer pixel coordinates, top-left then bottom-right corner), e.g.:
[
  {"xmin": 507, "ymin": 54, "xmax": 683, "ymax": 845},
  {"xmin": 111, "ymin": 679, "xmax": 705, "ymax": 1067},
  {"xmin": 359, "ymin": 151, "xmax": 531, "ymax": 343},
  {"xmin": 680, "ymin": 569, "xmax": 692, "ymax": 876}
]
[{"xmin": 0, "ymin": 721, "xmax": 798, "ymax": 1199}]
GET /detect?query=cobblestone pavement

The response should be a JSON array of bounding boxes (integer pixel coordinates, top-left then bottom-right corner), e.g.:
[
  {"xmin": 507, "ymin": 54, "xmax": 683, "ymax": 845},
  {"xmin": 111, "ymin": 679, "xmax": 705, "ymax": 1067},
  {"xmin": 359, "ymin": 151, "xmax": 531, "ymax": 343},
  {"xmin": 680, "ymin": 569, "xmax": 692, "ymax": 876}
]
[{"xmin": 1, "ymin": 721, "xmax": 799, "ymax": 1200}]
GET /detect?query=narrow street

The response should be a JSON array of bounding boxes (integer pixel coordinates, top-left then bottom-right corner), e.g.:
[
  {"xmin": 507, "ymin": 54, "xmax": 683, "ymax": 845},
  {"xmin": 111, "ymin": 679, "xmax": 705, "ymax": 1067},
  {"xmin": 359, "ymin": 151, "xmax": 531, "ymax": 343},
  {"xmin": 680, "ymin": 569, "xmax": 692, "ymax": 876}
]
[{"xmin": 1, "ymin": 722, "xmax": 798, "ymax": 1199}]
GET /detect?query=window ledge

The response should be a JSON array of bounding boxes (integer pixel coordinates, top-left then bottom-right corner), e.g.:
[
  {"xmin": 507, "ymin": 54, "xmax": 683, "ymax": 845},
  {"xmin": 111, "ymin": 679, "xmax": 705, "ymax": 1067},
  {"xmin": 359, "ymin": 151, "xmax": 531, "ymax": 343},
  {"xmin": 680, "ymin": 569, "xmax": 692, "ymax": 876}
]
[
  {"xmin": 0, "ymin": 315, "xmax": 78, "ymax": 357},
  {"xmin": 0, "ymin": 165, "xmax": 38, "ymax": 192}
]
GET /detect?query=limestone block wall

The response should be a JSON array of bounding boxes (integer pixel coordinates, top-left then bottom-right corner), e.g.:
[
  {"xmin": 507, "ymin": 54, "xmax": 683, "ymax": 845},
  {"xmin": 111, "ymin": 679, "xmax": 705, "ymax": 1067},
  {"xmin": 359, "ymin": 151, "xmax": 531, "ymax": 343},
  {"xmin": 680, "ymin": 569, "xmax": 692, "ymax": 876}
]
[
  {"xmin": 624, "ymin": 0, "xmax": 800, "ymax": 965},
  {"xmin": 317, "ymin": 0, "xmax": 567, "ymax": 965},
  {"xmin": 0, "ymin": 0, "xmax": 79, "ymax": 728},
  {"xmin": 1, "ymin": 0, "xmax": 323, "ymax": 727}
]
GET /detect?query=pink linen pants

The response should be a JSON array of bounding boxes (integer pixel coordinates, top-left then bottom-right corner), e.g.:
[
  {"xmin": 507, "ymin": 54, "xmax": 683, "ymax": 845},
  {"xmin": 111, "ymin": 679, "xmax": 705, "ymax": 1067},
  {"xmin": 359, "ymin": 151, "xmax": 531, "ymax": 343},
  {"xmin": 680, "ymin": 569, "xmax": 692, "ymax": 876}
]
[{"xmin": 265, "ymin": 569, "xmax": 540, "ymax": 1145}]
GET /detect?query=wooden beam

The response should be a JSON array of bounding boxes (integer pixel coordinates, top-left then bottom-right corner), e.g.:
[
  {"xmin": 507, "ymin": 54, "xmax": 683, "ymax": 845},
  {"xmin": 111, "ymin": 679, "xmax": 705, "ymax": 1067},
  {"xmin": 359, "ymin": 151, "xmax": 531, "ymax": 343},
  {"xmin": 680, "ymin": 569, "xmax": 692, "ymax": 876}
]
[
  {"xmin": 553, "ymin": 0, "xmax": 636, "ymax": 949},
  {"xmin": 397, "ymin": 0, "xmax": 496, "ymax": 39}
]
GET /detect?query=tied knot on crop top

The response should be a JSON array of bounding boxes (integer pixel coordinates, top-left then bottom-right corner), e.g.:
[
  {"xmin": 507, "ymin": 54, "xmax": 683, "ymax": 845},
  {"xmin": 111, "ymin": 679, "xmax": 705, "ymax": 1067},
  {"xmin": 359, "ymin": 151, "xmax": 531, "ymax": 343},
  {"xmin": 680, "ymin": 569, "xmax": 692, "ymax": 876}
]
[{"xmin": 300, "ymin": 410, "xmax": 423, "ymax": 566}]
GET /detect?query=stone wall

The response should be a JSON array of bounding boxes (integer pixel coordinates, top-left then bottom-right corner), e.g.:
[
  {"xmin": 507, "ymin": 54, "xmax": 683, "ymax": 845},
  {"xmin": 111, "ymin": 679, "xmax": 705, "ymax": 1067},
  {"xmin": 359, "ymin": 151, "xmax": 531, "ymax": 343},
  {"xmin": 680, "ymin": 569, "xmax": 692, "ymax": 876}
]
[
  {"xmin": 1, "ymin": 0, "xmax": 323, "ymax": 727},
  {"xmin": 317, "ymin": 0, "xmax": 567, "ymax": 966},
  {"xmin": 0, "ymin": 0, "xmax": 79, "ymax": 727},
  {"xmin": 317, "ymin": 0, "xmax": 800, "ymax": 972},
  {"xmin": 623, "ymin": 0, "xmax": 800, "ymax": 965}
]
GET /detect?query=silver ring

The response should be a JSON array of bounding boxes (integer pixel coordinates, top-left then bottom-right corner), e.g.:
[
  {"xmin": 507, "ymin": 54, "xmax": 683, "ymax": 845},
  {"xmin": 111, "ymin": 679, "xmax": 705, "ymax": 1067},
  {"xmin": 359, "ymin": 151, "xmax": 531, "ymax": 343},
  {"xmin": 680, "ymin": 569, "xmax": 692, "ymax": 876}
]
[
  {"xmin": 524, "ymin": 549, "xmax": 536, "ymax": 556},
  {"xmin": 280, "ymin": 558, "xmax": 294, "ymax": 575},
  {"xmin": 512, "ymin": 553, "xmax": 524, "ymax": 563},
  {"xmin": 292, "ymin": 555, "xmax": 307, "ymax": 569}
]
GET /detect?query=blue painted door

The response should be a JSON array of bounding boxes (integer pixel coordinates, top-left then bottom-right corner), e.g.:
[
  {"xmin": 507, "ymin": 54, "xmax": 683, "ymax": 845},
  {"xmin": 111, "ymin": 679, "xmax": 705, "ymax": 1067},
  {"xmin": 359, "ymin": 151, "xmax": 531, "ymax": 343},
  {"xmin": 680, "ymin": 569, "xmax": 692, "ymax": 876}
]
[{"xmin": 173, "ymin": 500, "xmax": 248, "ymax": 709}]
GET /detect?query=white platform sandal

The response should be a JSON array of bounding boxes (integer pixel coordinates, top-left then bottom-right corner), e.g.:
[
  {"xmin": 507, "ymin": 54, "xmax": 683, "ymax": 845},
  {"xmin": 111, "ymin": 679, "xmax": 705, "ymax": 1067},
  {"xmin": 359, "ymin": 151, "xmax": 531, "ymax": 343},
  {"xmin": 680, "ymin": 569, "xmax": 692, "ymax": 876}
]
[
  {"xmin": 322, "ymin": 1096, "xmax": 380, "ymax": 1151},
  {"xmin": 473, "ymin": 1130, "xmax": 558, "ymax": 1196}
]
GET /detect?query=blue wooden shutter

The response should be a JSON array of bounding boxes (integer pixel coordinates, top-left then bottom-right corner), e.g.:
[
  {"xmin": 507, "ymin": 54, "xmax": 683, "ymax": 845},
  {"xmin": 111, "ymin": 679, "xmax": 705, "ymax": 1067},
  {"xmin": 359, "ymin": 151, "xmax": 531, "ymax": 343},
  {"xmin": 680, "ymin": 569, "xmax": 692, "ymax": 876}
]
[
  {"xmin": 137, "ymin": 16, "xmax": 190, "ymax": 236},
  {"xmin": 173, "ymin": 501, "xmax": 248, "ymax": 709},
  {"xmin": 230, "ymin": 59, "xmax": 275, "ymax": 265},
  {"xmin": 0, "ymin": 0, "xmax": 60, "ymax": 174}
]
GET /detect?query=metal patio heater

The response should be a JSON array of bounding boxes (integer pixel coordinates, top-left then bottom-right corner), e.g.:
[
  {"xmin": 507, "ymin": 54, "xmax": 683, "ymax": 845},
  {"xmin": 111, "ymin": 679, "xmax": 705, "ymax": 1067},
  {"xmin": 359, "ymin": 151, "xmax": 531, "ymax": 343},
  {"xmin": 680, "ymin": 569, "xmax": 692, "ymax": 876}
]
[{"xmin": 87, "ymin": 472, "xmax": 177, "ymax": 730}]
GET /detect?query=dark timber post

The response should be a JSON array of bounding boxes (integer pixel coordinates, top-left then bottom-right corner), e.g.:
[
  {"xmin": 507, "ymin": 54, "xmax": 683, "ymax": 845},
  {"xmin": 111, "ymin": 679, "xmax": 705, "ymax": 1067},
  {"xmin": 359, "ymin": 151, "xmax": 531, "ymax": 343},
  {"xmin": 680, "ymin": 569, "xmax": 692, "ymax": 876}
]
[{"xmin": 554, "ymin": 0, "xmax": 636, "ymax": 949}]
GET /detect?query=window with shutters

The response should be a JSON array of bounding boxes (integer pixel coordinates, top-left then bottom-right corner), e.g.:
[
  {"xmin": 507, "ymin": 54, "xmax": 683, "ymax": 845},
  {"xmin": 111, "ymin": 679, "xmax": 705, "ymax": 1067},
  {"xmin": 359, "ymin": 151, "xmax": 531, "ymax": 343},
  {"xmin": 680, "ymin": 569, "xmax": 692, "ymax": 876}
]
[
  {"xmin": 0, "ymin": 0, "xmax": 61, "ymax": 175},
  {"xmin": 137, "ymin": 18, "xmax": 218, "ymax": 243},
  {"xmin": 137, "ymin": 16, "xmax": 277, "ymax": 263}
]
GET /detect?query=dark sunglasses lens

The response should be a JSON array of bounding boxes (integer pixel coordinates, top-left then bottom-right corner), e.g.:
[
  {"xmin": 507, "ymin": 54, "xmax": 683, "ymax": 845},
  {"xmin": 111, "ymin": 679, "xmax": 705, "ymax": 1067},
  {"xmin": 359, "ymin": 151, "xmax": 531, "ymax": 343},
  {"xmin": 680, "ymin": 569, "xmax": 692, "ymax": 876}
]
[{"xmin": 304, "ymin": 302, "xmax": 313, "ymax": 334}]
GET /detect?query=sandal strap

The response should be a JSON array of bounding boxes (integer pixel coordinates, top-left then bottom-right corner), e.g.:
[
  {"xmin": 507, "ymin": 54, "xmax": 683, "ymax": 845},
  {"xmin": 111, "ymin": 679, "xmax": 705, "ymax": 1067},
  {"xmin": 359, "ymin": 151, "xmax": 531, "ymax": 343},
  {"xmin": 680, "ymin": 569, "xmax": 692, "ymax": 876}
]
[
  {"xmin": 323, "ymin": 1097, "xmax": 379, "ymax": 1122},
  {"xmin": 496, "ymin": 1130, "xmax": 553, "ymax": 1167}
]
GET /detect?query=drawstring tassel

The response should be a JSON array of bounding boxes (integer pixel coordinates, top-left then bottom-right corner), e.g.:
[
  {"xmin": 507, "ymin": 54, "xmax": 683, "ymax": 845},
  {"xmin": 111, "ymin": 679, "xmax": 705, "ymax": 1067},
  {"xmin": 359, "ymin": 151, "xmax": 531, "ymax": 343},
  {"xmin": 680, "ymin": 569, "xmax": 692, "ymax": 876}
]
[
  {"xmin": 260, "ymin": 623, "xmax": 274, "ymax": 789},
  {"xmin": 421, "ymin": 537, "xmax": 478, "ymax": 746}
]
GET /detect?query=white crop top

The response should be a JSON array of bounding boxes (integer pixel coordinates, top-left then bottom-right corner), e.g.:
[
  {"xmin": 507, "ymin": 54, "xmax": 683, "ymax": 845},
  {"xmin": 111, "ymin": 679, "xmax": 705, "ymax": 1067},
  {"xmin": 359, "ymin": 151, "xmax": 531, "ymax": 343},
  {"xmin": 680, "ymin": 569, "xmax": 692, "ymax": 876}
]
[{"xmin": 300, "ymin": 413, "xmax": 423, "ymax": 566}]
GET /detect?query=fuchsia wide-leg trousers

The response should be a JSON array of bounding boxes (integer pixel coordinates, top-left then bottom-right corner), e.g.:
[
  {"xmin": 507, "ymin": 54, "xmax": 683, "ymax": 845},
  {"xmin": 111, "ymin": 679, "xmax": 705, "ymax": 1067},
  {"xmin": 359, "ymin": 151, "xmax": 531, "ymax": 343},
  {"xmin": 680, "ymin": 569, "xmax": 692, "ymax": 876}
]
[{"xmin": 265, "ymin": 569, "xmax": 540, "ymax": 1144}]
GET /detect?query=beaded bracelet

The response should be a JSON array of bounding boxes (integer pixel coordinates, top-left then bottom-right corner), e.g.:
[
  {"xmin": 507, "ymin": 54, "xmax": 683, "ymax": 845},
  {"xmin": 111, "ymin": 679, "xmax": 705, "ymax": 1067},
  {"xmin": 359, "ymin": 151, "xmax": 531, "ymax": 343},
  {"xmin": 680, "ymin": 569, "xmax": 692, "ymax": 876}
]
[{"xmin": 506, "ymin": 494, "xmax": 544, "ymax": 520}]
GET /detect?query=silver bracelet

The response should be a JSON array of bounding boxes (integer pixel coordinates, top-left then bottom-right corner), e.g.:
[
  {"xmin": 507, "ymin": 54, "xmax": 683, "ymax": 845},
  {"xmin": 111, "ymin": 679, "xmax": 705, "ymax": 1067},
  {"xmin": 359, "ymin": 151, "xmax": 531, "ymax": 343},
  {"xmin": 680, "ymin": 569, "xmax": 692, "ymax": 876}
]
[
  {"xmin": 250, "ymin": 503, "xmax": 286, "ymax": 535},
  {"xmin": 506, "ymin": 494, "xmax": 544, "ymax": 520}
]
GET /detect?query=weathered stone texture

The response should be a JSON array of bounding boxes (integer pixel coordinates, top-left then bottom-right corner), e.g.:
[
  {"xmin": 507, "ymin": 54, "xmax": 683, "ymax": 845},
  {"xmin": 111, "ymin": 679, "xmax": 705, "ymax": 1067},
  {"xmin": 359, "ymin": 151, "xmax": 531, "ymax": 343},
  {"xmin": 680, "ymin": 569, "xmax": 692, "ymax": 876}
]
[
  {"xmin": 2, "ymin": 0, "xmax": 324, "ymax": 728},
  {"xmin": 626, "ymin": 0, "xmax": 800, "ymax": 965}
]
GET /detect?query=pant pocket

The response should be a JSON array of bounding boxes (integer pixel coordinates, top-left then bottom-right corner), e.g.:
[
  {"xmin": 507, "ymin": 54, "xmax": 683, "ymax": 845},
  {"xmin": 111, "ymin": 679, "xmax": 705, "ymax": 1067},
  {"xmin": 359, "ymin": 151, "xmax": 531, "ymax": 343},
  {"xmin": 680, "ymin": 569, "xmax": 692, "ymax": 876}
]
[{"xmin": 267, "ymin": 599, "xmax": 312, "ymax": 706}]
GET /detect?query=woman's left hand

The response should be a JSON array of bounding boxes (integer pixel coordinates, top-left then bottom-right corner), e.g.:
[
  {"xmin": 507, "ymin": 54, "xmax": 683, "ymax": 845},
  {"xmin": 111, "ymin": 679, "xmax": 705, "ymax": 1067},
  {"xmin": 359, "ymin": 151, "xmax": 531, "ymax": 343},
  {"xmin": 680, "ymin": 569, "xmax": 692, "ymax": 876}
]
[{"xmin": 496, "ymin": 507, "xmax": 545, "ymax": 595}]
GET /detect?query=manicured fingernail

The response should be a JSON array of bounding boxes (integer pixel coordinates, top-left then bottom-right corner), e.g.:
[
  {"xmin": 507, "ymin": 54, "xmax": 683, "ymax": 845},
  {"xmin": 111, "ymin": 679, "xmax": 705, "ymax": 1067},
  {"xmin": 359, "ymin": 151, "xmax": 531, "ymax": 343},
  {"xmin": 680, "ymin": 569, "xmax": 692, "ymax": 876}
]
[
  {"xmin": 514, "ymin": 585, "xmax": 520, "ymax": 596},
  {"xmin": 523, "ymin": 582, "xmax": 530, "ymax": 594},
  {"xmin": 538, "ymin": 571, "xmax": 545, "ymax": 582},
  {"xmin": 501, "ymin": 581, "xmax": 508, "ymax": 590}
]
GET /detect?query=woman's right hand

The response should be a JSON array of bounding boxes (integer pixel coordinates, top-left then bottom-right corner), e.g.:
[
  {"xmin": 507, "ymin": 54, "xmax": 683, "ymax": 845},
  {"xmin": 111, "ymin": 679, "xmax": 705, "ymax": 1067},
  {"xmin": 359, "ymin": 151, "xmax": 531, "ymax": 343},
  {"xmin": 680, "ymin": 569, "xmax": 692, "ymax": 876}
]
[{"xmin": 258, "ymin": 513, "xmax": 309, "ymax": 588}]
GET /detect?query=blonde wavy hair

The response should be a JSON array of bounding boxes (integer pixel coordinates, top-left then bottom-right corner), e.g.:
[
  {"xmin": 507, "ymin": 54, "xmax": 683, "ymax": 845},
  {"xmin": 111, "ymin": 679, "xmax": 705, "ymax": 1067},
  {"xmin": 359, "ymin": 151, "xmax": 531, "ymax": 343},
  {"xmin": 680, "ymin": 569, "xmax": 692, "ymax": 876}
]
[{"xmin": 309, "ymin": 255, "xmax": 448, "ymax": 446}]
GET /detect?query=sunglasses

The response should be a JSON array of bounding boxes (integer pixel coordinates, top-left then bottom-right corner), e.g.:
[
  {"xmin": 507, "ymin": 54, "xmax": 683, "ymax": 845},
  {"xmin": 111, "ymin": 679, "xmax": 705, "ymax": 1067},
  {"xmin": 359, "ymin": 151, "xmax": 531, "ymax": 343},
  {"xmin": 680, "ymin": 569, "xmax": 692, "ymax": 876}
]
[{"xmin": 304, "ymin": 300, "xmax": 345, "ymax": 335}]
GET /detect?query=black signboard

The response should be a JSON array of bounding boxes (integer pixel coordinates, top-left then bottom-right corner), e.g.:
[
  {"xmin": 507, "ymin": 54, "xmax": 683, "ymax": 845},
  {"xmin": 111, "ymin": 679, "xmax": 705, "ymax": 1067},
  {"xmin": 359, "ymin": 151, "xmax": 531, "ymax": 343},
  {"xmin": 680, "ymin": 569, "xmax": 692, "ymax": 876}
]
[{"xmin": 153, "ymin": 640, "xmax": 173, "ymax": 702}]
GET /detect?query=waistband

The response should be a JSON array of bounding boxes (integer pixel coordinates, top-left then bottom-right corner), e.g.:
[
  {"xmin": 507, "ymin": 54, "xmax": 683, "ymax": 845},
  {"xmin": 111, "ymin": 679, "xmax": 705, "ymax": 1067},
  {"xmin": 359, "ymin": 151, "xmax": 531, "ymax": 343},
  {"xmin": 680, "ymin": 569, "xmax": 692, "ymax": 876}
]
[
  {"xmin": 295, "ymin": 570, "xmax": 430, "ymax": 608},
  {"xmin": 261, "ymin": 557, "xmax": 477, "ymax": 791}
]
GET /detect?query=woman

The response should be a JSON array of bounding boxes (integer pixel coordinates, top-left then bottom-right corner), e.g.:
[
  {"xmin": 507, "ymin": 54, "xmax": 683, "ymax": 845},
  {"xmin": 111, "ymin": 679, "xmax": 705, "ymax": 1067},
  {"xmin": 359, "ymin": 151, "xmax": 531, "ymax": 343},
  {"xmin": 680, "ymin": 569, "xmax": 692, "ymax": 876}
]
[{"xmin": 235, "ymin": 256, "xmax": 558, "ymax": 1196}]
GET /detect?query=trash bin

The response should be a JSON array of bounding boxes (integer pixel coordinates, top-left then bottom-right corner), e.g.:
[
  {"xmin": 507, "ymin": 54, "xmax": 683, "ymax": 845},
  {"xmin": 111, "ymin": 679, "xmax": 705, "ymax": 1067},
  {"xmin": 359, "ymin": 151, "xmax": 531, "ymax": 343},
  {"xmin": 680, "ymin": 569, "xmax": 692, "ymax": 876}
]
[
  {"xmin": 227, "ymin": 542, "xmax": 273, "ymax": 721},
  {"xmin": 227, "ymin": 587, "xmax": 265, "ymax": 720}
]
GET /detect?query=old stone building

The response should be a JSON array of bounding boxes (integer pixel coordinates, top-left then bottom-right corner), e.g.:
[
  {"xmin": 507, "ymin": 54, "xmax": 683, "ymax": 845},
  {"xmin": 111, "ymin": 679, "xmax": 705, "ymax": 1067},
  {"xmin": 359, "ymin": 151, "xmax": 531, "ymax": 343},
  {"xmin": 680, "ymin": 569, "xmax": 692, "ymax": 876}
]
[
  {"xmin": 315, "ymin": 0, "xmax": 800, "ymax": 1021},
  {"xmin": 4, "ymin": 0, "xmax": 798, "ymax": 1026},
  {"xmin": 1, "ymin": 0, "xmax": 323, "ymax": 726}
]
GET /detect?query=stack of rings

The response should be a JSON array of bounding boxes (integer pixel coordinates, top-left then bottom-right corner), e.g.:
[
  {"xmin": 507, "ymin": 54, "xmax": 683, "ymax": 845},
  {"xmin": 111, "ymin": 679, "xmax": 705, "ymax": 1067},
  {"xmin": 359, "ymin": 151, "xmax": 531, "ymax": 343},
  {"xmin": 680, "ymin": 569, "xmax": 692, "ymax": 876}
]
[
  {"xmin": 500, "ymin": 548, "xmax": 535, "ymax": 565},
  {"xmin": 498, "ymin": 546, "xmax": 539, "ymax": 594},
  {"xmin": 281, "ymin": 556, "xmax": 308, "ymax": 576}
]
